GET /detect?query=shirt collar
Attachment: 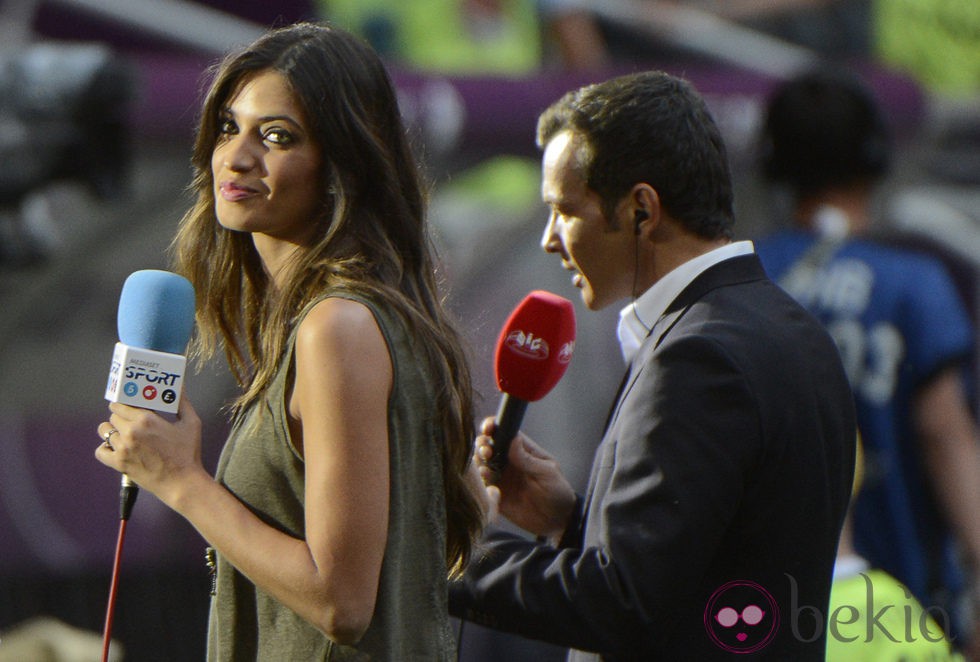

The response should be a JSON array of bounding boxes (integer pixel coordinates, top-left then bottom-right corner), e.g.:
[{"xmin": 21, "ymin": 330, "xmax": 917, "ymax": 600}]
[{"xmin": 616, "ymin": 240, "xmax": 755, "ymax": 364}]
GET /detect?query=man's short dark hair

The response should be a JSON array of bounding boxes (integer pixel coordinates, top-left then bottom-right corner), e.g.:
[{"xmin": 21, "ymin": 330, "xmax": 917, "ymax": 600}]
[{"xmin": 536, "ymin": 71, "xmax": 735, "ymax": 240}]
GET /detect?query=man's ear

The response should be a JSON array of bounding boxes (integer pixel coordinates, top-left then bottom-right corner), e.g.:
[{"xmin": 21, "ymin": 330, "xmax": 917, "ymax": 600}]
[
  {"xmin": 629, "ymin": 184, "xmax": 660, "ymax": 236},
  {"xmin": 633, "ymin": 208, "xmax": 649, "ymax": 235}
]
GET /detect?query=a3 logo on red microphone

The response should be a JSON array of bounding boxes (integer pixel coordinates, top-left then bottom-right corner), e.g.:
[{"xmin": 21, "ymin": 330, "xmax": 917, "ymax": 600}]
[{"xmin": 504, "ymin": 329, "xmax": 574, "ymax": 364}]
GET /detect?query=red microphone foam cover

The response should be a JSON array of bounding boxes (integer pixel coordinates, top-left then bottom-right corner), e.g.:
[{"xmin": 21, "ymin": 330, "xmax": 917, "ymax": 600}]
[{"xmin": 494, "ymin": 290, "xmax": 576, "ymax": 401}]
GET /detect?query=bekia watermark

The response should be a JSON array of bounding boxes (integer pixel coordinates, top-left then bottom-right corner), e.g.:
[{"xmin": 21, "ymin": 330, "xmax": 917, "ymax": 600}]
[{"xmin": 703, "ymin": 574, "xmax": 954, "ymax": 654}]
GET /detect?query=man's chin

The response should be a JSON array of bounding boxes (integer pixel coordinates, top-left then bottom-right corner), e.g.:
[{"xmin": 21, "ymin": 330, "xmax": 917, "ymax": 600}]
[
  {"xmin": 583, "ymin": 290, "xmax": 630, "ymax": 312},
  {"xmin": 581, "ymin": 290, "xmax": 606, "ymax": 312}
]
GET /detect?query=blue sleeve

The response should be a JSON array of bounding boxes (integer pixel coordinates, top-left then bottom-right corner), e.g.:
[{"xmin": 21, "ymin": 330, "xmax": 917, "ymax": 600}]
[{"xmin": 901, "ymin": 256, "xmax": 974, "ymax": 384}]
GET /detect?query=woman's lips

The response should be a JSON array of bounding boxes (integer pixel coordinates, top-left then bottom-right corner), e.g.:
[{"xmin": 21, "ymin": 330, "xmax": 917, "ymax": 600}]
[{"xmin": 219, "ymin": 181, "xmax": 259, "ymax": 201}]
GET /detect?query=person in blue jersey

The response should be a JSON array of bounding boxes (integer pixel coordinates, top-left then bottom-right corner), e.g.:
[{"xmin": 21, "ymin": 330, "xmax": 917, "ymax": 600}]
[{"xmin": 754, "ymin": 67, "xmax": 980, "ymax": 659}]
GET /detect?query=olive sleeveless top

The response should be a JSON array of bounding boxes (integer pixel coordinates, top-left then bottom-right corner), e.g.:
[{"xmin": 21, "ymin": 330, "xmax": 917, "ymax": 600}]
[{"xmin": 207, "ymin": 289, "xmax": 456, "ymax": 660}]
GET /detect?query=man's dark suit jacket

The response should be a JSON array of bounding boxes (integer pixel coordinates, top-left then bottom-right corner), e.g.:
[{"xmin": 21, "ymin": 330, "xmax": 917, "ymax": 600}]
[{"xmin": 452, "ymin": 254, "xmax": 856, "ymax": 660}]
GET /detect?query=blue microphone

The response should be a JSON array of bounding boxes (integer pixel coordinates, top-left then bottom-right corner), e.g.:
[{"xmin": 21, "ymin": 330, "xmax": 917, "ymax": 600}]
[
  {"xmin": 117, "ymin": 269, "xmax": 195, "ymax": 355},
  {"xmin": 105, "ymin": 270, "xmax": 195, "ymax": 414}
]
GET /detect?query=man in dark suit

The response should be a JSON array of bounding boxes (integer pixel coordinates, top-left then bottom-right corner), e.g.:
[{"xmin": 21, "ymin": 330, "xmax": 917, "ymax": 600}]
[{"xmin": 452, "ymin": 71, "xmax": 856, "ymax": 660}]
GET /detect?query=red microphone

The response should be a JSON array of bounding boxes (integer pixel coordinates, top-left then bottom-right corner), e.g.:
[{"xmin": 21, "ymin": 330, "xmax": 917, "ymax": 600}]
[{"xmin": 489, "ymin": 290, "xmax": 576, "ymax": 475}]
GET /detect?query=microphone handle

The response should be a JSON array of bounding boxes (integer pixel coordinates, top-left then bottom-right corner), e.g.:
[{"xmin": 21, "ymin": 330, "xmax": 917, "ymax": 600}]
[
  {"xmin": 488, "ymin": 394, "xmax": 528, "ymax": 476},
  {"xmin": 119, "ymin": 475, "xmax": 139, "ymax": 521}
]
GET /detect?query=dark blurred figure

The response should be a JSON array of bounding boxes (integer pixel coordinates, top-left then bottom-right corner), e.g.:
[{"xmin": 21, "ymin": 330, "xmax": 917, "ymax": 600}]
[
  {"xmin": 538, "ymin": 0, "xmax": 870, "ymax": 71},
  {"xmin": 754, "ymin": 68, "xmax": 980, "ymax": 660},
  {"xmin": 0, "ymin": 43, "xmax": 134, "ymax": 267}
]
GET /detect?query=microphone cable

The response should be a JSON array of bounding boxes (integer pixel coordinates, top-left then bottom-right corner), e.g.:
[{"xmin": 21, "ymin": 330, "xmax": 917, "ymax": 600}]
[{"xmin": 101, "ymin": 477, "xmax": 139, "ymax": 662}]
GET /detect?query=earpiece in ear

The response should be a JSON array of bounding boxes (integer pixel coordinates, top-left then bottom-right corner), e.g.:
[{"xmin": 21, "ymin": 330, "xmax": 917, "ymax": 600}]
[{"xmin": 633, "ymin": 209, "xmax": 649, "ymax": 235}]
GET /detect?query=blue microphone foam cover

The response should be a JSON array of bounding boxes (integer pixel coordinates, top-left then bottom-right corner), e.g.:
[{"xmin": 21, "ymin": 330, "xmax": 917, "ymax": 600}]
[{"xmin": 117, "ymin": 270, "xmax": 196, "ymax": 354}]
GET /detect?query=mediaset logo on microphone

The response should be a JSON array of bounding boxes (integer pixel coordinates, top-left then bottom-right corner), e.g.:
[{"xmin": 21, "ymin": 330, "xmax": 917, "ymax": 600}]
[
  {"xmin": 105, "ymin": 342, "xmax": 186, "ymax": 414},
  {"xmin": 124, "ymin": 360, "xmax": 181, "ymax": 386}
]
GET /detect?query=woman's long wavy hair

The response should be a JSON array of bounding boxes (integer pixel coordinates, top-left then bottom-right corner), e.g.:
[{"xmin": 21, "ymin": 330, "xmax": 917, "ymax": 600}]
[{"xmin": 171, "ymin": 22, "xmax": 481, "ymax": 576}]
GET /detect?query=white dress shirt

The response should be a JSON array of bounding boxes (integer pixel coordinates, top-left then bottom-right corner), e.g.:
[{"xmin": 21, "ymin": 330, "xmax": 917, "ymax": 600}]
[{"xmin": 616, "ymin": 240, "xmax": 755, "ymax": 364}]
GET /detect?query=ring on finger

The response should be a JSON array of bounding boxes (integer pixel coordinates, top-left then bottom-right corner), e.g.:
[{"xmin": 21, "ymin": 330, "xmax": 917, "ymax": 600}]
[{"xmin": 102, "ymin": 428, "xmax": 119, "ymax": 450}]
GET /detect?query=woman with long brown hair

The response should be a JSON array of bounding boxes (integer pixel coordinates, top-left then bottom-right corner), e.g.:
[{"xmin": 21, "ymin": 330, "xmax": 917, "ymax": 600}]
[{"xmin": 96, "ymin": 22, "xmax": 483, "ymax": 660}]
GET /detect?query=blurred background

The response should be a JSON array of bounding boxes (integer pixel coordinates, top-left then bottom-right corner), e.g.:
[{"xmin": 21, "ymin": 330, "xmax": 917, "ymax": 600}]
[{"xmin": 0, "ymin": 0, "xmax": 976, "ymax": 660}]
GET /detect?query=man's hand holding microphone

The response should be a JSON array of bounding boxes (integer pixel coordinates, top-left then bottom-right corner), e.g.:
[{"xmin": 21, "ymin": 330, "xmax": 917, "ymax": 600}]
[{"xmin": 471, "ymin": 290, "xmax": 579, "ymax": 545}]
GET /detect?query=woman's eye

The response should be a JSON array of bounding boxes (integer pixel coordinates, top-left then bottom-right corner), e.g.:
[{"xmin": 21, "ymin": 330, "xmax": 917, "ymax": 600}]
[
  {"xmin": 218, "ymin": 118, "xmax": 237, "ymax": 135},
  {"xmin": 264, "ymin": 128, "xmax": 294, "ymax": 146}
]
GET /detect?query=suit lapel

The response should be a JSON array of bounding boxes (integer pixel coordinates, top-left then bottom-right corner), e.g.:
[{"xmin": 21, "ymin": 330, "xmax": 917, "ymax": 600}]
[
  {"xmin": 600, "ymin": 254, "xmax": 766, "ymax": 437},
  {"xmin": 582, "ymin": 254, "xmax": 767, "ymax": 520}
]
